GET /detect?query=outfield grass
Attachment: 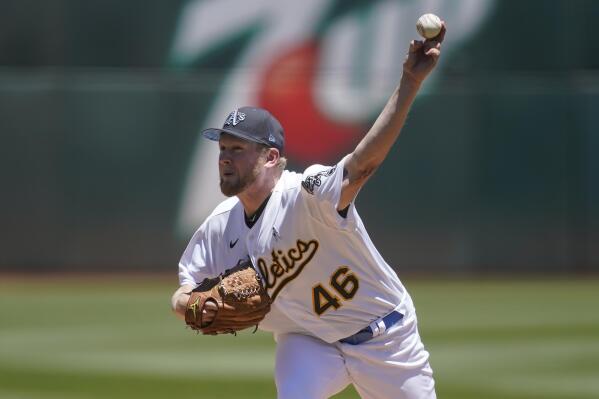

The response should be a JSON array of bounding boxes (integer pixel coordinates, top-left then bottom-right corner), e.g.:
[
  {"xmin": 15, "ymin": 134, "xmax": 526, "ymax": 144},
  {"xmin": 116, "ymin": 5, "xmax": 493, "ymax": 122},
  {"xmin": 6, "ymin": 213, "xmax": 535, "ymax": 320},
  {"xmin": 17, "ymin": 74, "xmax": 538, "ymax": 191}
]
[{"xmin": 1, "ymin": 277, "xmax": 598, "ymax": 398}]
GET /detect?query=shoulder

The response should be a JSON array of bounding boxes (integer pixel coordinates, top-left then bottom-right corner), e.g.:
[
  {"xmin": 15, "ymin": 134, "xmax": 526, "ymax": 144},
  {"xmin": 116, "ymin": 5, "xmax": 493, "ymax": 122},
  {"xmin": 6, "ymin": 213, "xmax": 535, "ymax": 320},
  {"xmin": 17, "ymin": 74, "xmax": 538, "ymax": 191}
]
[
  {"xmin": 301, "ymin": 164, "xmax": 339, "ymax": 192},
  {"xmin": 303, "ymin": 163, "xmax": 338, "ymax": 176},
  {"xmin": 276, "ymin": 164, "xmax": 342, "ymax": 192},
  {"xmin": 197, "ymin": 196, "xmax": 242, "ymax": 236},
  {"xmin": 275, "ymin": 169, "xmax": 303, "ymax": 192},
  {"xmin": 299, "ymin": 158, "xmax": 349, "ymax": 197},
  {"xmin": 208, "ymin": 196, "xmax": 240, "ymax": 219},
  {"xmin": 275, "ymin": 161, "xmax": 346, "ymax": 203}
]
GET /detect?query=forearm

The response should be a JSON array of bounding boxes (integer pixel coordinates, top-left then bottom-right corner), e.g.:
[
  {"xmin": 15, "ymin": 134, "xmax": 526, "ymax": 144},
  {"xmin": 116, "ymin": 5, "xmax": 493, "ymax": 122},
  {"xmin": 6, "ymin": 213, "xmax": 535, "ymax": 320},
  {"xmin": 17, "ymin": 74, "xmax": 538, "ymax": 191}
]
[
  {"xmin": 345, "ymin": 28, "xmax": 444, "ymax": 181},
  {"xmin": 171, "ymin": 284, "xmax": 218, "ymax": 324},
  {"xmin": 171, "ymin": 284, "xmax": 193, "ymax": 320},
  {"xmin": 351, "ymin": 75, "xmax": 421, "ymax": 173},
  {"xmin": 337, "ymin": 75, "xmax": 422, "ymax": 209}
]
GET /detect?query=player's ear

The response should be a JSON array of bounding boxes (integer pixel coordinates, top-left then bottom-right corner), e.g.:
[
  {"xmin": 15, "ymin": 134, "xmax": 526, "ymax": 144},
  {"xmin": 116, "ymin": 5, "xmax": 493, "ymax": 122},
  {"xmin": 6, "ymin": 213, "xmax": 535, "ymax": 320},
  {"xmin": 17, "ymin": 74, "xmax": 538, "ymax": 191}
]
[{"xmin": 266, "ymin": 148, "xmax": 280, "ymax": 166}]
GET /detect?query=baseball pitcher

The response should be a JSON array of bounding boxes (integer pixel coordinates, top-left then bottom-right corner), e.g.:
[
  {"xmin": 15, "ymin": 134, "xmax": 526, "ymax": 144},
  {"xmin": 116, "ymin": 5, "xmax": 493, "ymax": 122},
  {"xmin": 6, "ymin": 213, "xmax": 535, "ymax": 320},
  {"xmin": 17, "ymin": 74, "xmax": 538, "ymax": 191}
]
[{"xmin": 171, "ymin": 23, "xmax": 446, "ymax": 399}]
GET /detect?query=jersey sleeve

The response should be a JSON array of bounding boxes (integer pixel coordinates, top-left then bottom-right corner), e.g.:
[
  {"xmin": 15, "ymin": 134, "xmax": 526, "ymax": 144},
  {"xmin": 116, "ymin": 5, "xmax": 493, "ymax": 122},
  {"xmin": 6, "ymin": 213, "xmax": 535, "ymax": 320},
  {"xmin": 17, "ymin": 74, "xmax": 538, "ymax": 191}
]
[
  {"xmin": 300, "ymin": 155, "xmax": 358, "ymax": 228},
  {"xmin": 178, "ymin": 223, "xmax": 218, "ymax": 287},
  {"xmin": 300, "ymin": 156, "xmax": 347, "ymax": 207}
]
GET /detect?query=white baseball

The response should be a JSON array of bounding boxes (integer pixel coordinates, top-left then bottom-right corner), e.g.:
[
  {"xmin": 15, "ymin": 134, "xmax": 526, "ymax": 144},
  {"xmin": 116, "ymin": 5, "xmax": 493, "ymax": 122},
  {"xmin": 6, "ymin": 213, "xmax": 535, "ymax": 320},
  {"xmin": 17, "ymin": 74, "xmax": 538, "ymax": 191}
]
[{"xmin": 416, "ymin": 13, "xmax": 442, "ymax": 39}]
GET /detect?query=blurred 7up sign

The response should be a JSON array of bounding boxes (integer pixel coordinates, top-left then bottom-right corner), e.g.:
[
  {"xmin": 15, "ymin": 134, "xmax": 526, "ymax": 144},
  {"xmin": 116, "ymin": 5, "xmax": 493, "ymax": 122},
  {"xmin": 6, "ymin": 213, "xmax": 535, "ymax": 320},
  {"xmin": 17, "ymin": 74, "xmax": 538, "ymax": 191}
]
[{"xmin": 171, "ymin": 0, "xmax": 496, "ymax": 234}]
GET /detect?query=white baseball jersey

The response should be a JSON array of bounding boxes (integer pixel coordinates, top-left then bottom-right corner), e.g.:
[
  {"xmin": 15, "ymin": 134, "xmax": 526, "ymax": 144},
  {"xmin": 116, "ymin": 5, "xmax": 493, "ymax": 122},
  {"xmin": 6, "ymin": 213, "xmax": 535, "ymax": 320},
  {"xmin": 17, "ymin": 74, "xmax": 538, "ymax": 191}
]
[{"xmin": 179, "ymin": 156, "xmax": 416, "ymax": 343}]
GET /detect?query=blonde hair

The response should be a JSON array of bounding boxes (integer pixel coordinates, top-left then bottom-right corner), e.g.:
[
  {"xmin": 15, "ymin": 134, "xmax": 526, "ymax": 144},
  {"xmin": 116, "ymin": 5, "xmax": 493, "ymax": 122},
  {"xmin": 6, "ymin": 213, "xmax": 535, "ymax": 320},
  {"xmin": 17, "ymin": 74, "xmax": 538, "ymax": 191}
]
[
  {"xmin": 276, "ymin": 156, "xmax": 287, "ymax": 171},
  {"xmin": 258, "ymin": 144, "xmax": 287, "ymax": 173}
]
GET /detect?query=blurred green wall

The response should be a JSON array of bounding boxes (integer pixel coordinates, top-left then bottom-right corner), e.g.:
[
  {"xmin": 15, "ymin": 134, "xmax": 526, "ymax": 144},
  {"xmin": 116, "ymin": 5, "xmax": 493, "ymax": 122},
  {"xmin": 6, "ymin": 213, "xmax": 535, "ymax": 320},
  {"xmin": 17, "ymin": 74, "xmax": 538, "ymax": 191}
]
[{"xmin": 0, "ymin": 0, "xmax": 597, "ymax": 273}]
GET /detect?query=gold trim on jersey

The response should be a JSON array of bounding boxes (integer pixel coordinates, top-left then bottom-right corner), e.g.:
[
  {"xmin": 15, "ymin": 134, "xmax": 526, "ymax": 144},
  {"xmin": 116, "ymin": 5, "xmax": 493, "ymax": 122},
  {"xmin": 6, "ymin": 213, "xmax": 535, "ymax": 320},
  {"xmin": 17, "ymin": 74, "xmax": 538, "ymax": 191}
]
[{"xmin": 257, "ymin": 239, "xmax": 319, "ymax": 301}]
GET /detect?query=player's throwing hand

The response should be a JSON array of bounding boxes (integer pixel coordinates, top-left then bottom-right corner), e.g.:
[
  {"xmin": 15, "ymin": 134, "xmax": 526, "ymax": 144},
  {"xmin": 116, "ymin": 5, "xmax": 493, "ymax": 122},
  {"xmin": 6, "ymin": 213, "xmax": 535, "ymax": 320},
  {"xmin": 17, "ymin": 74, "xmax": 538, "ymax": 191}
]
[{"xmin": 403, "ymin": 23, "xmax": 446, "ymax": 84}]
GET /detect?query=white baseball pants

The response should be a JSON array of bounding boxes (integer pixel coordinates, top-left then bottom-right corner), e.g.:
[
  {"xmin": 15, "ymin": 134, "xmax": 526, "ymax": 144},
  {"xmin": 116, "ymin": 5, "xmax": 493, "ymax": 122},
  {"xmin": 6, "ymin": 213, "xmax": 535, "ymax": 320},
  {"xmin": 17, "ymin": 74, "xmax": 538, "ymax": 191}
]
[{"xmin": 274, "ymin": 315, "xmax": 436, "ymax": 399}]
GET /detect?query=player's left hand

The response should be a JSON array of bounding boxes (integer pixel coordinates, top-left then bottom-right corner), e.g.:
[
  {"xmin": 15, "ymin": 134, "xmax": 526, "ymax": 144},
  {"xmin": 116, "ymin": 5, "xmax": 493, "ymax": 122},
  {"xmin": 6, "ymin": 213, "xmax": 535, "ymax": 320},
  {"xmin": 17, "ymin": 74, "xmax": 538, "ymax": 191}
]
[
  {"xmin": 185, "ymin": 261, "xmax": 271, "ymax": 335},
  {"xmin": 402, "ymin": 23, "xmax": 446, "ymax": 84}
]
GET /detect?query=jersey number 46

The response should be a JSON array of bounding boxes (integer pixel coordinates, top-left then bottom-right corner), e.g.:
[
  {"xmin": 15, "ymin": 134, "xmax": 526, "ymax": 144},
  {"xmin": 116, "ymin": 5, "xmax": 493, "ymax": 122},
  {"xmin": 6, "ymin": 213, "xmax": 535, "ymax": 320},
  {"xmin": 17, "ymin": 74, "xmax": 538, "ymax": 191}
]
[{"xmin": 312, "ymin": 266, "xmax": 359, "ymax": 316}]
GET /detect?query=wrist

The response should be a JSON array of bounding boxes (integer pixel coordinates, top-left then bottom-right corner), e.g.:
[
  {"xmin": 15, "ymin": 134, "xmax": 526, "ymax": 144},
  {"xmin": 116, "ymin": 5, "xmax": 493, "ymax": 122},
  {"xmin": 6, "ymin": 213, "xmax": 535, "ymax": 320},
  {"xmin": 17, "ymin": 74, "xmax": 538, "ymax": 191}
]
[{"xmin": 400, "ymin": 73, "xmax": 423, "ymax": 90}]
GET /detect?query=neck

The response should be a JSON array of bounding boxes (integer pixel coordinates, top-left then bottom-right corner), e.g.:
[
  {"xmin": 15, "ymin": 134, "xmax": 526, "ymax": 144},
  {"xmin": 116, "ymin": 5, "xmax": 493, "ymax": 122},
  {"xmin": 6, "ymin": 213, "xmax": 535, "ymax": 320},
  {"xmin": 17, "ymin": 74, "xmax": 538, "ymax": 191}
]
[{"xmin": 238, "ymin": 173, "xmax": 280, "ymax": 216}]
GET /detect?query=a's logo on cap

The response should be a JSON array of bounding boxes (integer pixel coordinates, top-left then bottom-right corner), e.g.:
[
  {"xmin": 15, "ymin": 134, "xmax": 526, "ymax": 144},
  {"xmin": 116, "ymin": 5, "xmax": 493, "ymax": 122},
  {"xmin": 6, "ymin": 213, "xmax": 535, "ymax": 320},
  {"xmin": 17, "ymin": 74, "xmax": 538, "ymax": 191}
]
[
  {"xmin": 224, "ymin": 109, "xmax": 246, "ymax": 126},
  {"xmin": 268, "ymin": 134, "xmax": 276, "ymax": 143}
]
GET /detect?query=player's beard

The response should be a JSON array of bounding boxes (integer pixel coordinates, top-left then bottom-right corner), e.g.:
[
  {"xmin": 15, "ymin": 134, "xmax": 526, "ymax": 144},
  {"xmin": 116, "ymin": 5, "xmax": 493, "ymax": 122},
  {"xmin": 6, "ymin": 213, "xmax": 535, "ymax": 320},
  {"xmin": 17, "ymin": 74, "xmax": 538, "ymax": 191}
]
[{"xmin": 220, "ymin": 162, "xmax": 261, "ymax": 197}]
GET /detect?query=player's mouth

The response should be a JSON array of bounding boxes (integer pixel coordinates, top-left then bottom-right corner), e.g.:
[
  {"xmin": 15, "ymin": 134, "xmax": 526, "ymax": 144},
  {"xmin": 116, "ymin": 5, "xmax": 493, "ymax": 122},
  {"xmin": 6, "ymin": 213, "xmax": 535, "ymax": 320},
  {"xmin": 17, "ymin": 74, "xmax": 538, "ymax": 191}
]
[{"xmin": 221, "ymin": 170, "xmax": 235, "ymax": 178}]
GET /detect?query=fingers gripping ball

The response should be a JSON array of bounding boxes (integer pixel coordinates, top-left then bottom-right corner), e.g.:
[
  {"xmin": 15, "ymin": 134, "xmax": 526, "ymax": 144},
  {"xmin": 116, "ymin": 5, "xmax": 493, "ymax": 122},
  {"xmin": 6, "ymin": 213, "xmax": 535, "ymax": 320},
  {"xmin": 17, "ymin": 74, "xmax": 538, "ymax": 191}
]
[
  {"xmin": 416, "ymin": 13, "xmax": 442, "ymax": 39},
  {"xmin": 185, "ymin": 260, "xmax": 271, "ymax": 335}
]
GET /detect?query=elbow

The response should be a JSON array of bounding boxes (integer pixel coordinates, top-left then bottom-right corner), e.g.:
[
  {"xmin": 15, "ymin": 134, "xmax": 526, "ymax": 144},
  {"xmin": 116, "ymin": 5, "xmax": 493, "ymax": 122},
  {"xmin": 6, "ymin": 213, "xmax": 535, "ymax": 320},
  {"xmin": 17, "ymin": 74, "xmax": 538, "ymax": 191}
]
[
  {"xmin": 345, "ymin": 151, "xmax": 382, "ymax": 186},
  {"xmin": 350, "ymin": 154, "xmax": 380, "ymax": 183},
  {"xmin": 355, "ymin": 165, "xmax": 377, "ymax": 183}
]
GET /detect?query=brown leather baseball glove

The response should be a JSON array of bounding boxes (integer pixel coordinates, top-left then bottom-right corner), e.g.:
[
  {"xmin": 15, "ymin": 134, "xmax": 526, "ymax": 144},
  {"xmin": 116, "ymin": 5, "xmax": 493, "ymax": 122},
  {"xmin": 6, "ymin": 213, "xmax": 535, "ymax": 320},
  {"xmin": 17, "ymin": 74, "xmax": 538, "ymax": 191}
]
[{"xmin": 184, "ymin": 260, "xmax": 271, "ymax": 335}]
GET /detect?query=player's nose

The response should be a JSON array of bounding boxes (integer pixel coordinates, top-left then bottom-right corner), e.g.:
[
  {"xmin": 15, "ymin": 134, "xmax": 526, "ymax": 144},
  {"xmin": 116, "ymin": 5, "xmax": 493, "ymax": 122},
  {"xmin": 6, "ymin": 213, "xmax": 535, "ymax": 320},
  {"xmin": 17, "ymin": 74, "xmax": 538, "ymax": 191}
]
[{"xmin": 219, "ymin": 151, "xmax": 232, "ymax": 164}]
